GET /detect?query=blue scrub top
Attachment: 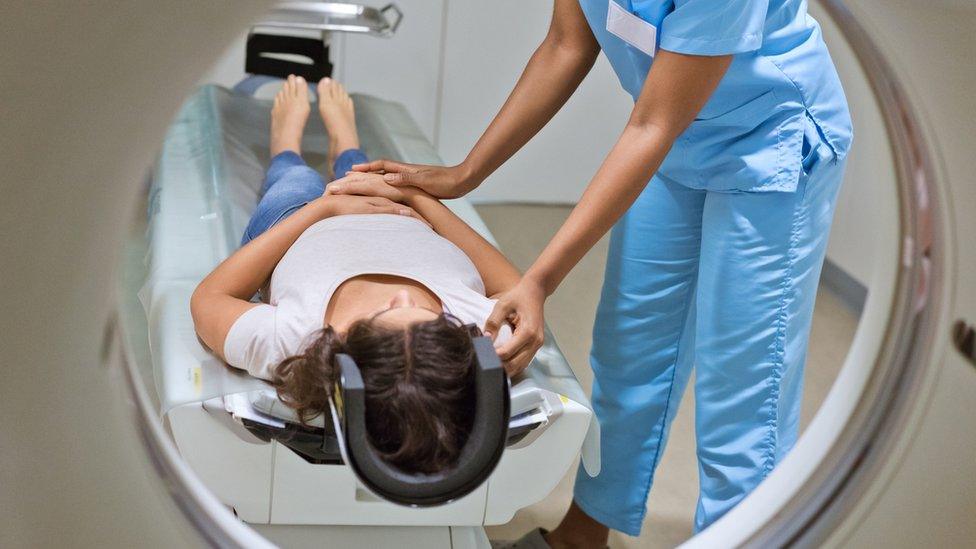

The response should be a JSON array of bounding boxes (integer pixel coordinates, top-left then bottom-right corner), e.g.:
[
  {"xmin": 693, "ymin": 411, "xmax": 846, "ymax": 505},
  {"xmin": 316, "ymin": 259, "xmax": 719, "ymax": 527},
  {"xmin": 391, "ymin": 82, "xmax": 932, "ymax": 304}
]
[{"xmin": 578, "ymin": 0, "xmax": 853, "ymax": 192}]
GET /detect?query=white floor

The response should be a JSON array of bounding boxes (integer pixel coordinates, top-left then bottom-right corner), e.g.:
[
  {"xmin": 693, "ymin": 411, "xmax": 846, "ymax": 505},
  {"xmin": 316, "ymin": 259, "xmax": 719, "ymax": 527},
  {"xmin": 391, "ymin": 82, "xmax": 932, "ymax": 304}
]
[{"xmin": 476, "ymin": 204, "xmax": 859, "ymax": 548}]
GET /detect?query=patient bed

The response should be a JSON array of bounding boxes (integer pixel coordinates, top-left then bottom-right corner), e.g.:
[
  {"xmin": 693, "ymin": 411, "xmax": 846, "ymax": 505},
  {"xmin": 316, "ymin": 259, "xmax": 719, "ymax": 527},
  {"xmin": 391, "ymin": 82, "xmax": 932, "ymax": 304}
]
[{"xmin": 142, "ymin": 84, "xmax": 597, "ymax": 529}]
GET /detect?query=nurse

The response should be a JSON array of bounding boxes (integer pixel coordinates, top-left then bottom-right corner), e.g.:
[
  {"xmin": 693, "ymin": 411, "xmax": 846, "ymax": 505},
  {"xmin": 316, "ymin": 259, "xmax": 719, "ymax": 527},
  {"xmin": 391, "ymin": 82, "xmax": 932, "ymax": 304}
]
[{"xmin": 341, "ymin": 0, "xmax": 852, "ymax": 545}]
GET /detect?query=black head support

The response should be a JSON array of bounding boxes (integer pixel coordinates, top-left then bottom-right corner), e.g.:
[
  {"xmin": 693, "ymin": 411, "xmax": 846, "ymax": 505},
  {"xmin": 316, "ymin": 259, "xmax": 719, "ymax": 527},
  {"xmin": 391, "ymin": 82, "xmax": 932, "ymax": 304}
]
[{"xmin": 333, "ymin": 334, "xmax": 509, "ymax": 506}]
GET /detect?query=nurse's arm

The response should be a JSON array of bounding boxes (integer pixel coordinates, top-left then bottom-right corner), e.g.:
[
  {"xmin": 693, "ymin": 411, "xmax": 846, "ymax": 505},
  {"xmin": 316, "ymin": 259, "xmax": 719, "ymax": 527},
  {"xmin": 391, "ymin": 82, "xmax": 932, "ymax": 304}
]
[
  {"xmin": 488, "ymin": 50, "xmax": 732, "ymax": 366},
  {"xmin": 458, "ymin": 0, "xmax": 601, "ymax": 185},
  {"xmin": 356, "ymin": 0, "xmax": 600, "ymax": 198},
  {"xmin": 525, "ymin": 51, "xmax": 733, "ymax": 295}
]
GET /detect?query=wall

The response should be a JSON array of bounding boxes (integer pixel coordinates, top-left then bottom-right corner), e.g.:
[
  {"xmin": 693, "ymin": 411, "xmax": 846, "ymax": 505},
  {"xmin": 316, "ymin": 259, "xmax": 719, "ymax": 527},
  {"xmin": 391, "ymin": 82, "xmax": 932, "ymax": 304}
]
[{"xmin": 436, "ymin": 1, "xmax": 633, "ymax": 203}]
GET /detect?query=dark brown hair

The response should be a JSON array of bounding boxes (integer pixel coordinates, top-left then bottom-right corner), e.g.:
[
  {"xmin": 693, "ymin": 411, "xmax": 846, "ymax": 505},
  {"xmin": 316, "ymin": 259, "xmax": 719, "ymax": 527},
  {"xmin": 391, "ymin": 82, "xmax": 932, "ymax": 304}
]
[{"xmin": 271, "ymin": 314, "xmax": 479, "ymax": 474}]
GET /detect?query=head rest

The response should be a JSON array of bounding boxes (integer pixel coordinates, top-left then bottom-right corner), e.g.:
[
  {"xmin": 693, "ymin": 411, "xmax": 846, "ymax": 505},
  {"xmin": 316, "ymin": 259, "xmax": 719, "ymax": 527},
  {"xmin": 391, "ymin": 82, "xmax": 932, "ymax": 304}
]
[{"xmin": 332, "ymin": 335, "xmax": 509, "ymax": 506}]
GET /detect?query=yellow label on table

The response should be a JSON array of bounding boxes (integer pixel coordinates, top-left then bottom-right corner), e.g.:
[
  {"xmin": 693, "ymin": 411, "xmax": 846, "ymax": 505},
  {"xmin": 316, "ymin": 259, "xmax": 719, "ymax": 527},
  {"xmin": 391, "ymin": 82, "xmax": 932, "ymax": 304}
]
[{"xmin": 191, "ymin": 367, "xmax": 202, "ymax": 394}]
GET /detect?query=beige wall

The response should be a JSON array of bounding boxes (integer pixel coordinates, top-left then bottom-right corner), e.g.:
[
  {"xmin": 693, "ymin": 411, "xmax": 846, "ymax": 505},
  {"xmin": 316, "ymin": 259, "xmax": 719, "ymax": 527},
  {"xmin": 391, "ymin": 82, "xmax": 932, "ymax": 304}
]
[{"xmin": 436, "ymin": 1, "xmax": 633, "ymax": 203}]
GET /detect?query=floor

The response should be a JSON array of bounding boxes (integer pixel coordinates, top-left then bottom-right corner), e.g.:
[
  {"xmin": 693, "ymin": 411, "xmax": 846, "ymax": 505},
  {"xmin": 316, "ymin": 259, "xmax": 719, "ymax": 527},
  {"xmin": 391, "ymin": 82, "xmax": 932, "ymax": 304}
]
[{"xmin": 476, "ymin": 204, "xmax": 860, "ymax": 549}]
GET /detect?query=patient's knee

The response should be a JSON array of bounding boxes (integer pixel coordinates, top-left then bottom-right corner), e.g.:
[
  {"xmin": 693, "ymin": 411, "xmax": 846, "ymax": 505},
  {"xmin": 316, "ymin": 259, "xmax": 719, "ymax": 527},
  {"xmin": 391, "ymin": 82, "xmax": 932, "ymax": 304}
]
[{"xmin": 265, "ymin": 165, "xmax": 325, "ymax": 197}]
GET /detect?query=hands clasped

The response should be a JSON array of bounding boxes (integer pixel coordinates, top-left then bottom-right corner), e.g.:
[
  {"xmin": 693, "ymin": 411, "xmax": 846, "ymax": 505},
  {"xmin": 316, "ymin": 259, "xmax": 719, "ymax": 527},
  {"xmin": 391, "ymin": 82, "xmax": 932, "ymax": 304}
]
[
  {"xmin": 323, "ymin": 173, "xmax": 428, "ymax": 226},
  {"xmin": 350, "ymin": 159, "xmax": 477, "ymax": 199}
]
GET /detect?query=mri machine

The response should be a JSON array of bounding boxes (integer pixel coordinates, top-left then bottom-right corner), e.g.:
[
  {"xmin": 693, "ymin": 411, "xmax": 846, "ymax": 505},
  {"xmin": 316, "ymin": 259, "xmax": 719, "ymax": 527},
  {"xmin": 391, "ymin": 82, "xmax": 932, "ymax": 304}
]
[{"xmin": 0, "ymin": 0, "xmax": 974, "ymax": 547}]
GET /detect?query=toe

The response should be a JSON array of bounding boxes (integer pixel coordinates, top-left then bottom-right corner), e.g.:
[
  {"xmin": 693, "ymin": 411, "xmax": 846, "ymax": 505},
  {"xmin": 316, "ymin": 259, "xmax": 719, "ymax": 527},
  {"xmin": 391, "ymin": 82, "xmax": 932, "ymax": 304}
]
[
  {"xmin": 317, "ymin": 77, "xmax": 332, "ymax": 98},
  {"xmin": 295, "ymin": 76, "xmax": 307, "ymax": 97}
]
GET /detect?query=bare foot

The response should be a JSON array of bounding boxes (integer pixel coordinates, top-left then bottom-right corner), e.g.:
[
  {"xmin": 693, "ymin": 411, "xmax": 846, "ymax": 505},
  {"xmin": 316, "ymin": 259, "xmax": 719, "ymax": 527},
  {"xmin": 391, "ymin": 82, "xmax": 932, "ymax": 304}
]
[
  {"xmin": 270, "ymin": 74, "xmax": 311, "ymax": 157},
  {"xmin": 317, "ymin": 77, "xmax": 359, "ymax": 170}
]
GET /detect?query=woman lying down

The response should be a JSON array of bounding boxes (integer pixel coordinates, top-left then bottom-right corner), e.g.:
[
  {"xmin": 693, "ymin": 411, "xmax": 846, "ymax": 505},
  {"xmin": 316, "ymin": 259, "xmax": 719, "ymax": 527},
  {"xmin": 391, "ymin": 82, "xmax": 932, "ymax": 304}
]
[{"xmin": 191, "ymin": 75, "xmax": 521, "ymax": 475}]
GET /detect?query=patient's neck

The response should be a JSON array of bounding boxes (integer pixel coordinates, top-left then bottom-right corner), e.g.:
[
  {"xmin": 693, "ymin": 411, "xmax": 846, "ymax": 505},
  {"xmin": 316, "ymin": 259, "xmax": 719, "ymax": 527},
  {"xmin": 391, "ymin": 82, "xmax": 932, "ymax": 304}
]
[{"xmin": 325, "ymin": 274, "xmax": 441, "ymax": 332}]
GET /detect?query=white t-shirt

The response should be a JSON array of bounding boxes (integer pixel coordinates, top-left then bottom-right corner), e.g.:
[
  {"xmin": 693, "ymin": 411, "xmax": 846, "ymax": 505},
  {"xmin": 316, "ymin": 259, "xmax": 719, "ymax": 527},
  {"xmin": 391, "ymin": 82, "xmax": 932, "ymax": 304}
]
[{"xmin": 223, "ymin": 214, "xmax": 511, "ymax": 380}]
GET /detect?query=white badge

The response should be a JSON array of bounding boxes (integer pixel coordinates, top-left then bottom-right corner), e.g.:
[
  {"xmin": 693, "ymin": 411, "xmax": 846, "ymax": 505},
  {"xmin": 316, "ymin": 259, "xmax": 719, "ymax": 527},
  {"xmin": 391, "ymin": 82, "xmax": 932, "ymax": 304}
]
[{"xmin": 606, "ymin": 1, "xmax": 657, "ymax": 57}]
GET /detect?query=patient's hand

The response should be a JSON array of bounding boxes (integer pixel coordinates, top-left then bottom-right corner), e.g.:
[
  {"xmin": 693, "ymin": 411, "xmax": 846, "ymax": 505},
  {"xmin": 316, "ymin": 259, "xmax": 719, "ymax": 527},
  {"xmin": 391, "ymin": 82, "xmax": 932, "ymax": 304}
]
[
  {"xmin": 325, "ymin": 172, "xmax": 429, "ymax": 205},
  {"xmin": 320, "ymin": 194, "xmax": 429, "ymax": 226}
]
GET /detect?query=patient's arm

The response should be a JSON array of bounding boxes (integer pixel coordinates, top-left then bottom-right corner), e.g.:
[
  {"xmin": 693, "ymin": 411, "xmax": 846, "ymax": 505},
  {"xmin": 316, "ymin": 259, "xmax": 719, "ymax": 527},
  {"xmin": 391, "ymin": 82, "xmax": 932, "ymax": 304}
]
[
  {"xmin": 326, "ymin": 174, "xmax": 522, "ymax": 298},
  {"xmin": 191, "ymin": 195, "xmax": 424, "ymax": 359},
  {"xmin": 409, "ymin": 191, "xmax": 522, "ymax": 298}
]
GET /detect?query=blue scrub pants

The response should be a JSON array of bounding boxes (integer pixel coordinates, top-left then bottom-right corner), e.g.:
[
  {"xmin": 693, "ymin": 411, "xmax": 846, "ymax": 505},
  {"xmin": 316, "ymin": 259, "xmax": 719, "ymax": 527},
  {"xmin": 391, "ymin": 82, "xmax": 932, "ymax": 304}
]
[
  {"xmin": 241, "ymin": 148, "xmax": 368, "ymax": 246},
  {"xmin": 574, "ymin": 129, "xmax": 847, "ymax": 535}
]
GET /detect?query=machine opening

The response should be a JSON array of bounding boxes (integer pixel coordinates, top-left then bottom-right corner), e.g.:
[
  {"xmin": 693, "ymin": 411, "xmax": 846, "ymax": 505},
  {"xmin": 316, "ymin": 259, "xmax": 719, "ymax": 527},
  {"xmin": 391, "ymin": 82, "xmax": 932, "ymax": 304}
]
[
  {"xmin": 6, "ymin": 1, "xmax": 973, "ymax": 547},
  {"xmin": 109, "ymin": 1, "xmax": 951, "ymax": 548}
]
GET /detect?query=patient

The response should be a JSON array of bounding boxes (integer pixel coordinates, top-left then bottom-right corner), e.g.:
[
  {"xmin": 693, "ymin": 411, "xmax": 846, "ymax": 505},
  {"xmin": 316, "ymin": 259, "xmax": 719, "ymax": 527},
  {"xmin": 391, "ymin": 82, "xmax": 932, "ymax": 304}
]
[{"xmin": 190, "ymin": 75, "xmax": 520, "ymax": 474}]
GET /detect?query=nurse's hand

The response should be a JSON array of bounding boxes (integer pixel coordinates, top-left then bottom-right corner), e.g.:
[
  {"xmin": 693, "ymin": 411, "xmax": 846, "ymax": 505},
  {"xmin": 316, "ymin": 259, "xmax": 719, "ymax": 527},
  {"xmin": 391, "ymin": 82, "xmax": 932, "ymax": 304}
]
[
  {"xmin": 351, "ymin": 160, "xmax": 479, "ymax": 199},
  {"xmin": 484, "ymin": 276, "xmax": 547, "ymax": 376}
]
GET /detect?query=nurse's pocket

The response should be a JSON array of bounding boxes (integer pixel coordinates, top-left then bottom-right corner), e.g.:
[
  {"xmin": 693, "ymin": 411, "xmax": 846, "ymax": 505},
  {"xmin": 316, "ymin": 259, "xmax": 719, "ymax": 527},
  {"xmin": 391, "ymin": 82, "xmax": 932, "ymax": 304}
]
[
  {"xmin": 693, "ymin": 89, "xmax": 779, "ymax": 126},
  {"xmin": 800, "ymin": 113, "xmax": 829, "ymax": 177},
  {"xmin": 660, "ymin": 90, "xmax": 791, "ymax": 192}
]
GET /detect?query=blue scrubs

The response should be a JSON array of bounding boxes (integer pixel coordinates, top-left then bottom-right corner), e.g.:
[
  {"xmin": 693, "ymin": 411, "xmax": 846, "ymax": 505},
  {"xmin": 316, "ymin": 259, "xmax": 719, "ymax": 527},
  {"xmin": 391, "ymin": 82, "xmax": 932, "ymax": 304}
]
[{"xmin": 572, "ymin": 0, "xmax": 853, "ymax": 534}]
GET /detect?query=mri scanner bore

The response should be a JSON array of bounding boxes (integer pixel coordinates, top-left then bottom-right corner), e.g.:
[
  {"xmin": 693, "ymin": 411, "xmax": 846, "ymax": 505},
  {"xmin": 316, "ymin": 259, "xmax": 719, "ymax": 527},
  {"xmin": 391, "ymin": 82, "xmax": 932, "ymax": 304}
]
[
  {"xmin": 129, "ymin": 0, "xmax": 893, "ymax": 546},
  {"xmin": 135, "ymin": 2, "xmax": 850, "ymax": 545},
  {"xmin": 3, "ymin": 0, "xmax": 968, "ymax": 548}
]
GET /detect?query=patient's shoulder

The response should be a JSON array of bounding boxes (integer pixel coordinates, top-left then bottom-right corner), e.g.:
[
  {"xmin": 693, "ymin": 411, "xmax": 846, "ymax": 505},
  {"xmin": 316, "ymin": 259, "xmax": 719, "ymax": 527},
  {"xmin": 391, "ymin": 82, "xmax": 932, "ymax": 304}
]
[
  {"xmin": 441, "ymin": 287, "xmax": 512, "ymax": 343},
  {"xmin": 223, "ymin": 304, "xmax": 282, "ymax": 380}
]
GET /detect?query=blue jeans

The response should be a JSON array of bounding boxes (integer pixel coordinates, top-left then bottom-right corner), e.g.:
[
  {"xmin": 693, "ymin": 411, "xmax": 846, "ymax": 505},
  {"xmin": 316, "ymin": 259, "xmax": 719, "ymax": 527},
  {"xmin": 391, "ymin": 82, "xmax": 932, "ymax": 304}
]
[{"xmin": 241, "ymin": 148, "xmax": 368, "ymax": 246}]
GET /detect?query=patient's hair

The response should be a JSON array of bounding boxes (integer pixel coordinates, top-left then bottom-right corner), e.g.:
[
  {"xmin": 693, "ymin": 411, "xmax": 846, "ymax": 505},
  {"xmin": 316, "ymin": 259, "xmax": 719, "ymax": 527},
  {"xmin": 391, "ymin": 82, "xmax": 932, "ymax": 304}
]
[{"xmin": 272, "ymin": 314, "xmax": 479, "ymax": 474}]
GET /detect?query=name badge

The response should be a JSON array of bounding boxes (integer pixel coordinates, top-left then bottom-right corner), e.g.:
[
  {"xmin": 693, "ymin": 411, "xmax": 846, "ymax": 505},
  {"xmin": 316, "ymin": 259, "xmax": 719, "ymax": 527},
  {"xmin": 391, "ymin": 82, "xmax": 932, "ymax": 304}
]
[{"xmin": 606, "ymin": 1, "xmax": 657, "ymax": 57}]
